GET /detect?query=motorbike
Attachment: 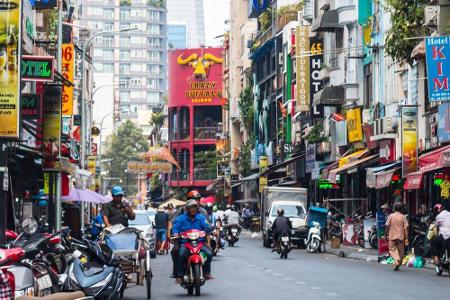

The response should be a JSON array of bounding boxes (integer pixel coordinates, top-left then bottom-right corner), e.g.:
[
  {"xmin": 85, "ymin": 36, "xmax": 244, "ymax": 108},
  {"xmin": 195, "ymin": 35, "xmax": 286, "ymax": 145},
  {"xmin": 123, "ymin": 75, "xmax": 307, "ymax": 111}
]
[
  {"xmin": 176, "ymin": 230, "xmax": 208, "ymax": 296},
  {"xmin": 225, "ymin": 224, "xmax": 240, "ymax": 247},
  {"xmin": 16, "ymin": 292, "xmax": 93, "ymax": 300},
  {"xmin": 63, "ymin": 238, "xmax": 126, "ymax": 299},
  {"xmin": 305, "ymin": 221, "xmax": 322, "ymax": 253},
  {"xmin": 210, "ymin": 220, "xmax": 224, "ymax": 256},
  {"xmin": 275, "ymin": 232, "xmax": 291, "ymax": 259},
  {"xmin": 410, "ymin": 213, "xmax": 433, "ymax": 257},
  {"xmin": 368, "ymin": 224, "xmax": 378, "ymax": 249},
  {"xmin": 434, "ymin": 239, "xmax": 450, "ymax": 276},
  {"xmin": 327, "ymin": 214, "xmax": 343, "ymax": 240}
]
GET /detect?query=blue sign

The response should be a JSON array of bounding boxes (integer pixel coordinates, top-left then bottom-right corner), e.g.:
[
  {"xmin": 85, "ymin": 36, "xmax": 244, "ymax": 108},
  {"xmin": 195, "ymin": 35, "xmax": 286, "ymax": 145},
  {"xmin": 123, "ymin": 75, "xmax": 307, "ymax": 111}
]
[
  {"xmin": 30, "ymin": 0, "xmax": 57, "ymax": 9},
  {"xmin": 425, "ymin": 36, "xmax": 450, "ymax": 101},
  {"xmin": 252, "ymin": 0, "xmax": 269, "ymax": 11},
  {"xmin": 438, "ymin": 102, "xmax": 450, "ymax": 143}
]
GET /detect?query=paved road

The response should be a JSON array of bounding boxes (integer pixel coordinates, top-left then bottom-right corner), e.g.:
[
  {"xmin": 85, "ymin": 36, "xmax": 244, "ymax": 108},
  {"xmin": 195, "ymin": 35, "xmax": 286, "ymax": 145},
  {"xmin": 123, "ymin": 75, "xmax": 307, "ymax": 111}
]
[{"xmin": 124, "ymin": 233, "xmax": 450, "ymax": 300}]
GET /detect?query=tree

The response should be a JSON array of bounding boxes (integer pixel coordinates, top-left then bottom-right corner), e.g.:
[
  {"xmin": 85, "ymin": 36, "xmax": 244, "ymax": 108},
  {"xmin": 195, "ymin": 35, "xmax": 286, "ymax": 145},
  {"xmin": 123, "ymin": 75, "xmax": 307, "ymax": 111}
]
[
  {"xmin": 103, "ymin": 120, "xmax": 148, "ymax": 195},
  {"xmin": 149, "ymin": 112, "xmax": 165, "ymax": 146}
]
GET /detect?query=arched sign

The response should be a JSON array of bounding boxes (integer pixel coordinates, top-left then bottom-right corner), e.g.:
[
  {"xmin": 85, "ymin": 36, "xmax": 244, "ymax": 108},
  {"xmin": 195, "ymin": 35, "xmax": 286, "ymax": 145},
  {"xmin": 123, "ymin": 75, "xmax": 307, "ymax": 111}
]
[{"xmin": 252, "ymin": 0, "xmax": 269, "ymax": 11}]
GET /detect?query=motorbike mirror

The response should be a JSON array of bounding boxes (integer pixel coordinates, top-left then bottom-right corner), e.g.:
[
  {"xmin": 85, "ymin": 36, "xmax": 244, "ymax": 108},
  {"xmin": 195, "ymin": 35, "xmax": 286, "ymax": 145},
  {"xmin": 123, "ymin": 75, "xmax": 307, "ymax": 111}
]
[{"xmin": 21, "ymin": 217, "xmax": 38, "ymax": 235}]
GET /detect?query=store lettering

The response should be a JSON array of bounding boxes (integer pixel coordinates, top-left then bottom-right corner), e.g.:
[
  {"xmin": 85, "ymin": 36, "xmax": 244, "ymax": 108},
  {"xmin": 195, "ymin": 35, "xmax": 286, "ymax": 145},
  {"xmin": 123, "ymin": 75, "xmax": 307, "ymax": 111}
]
[
  {"xmin": 185, "ymin": 81, "xmax": 221, "ymax": 102},
  {"xmin": 21, "ymin": 61, "xmax": 51, "ymax": 78}
]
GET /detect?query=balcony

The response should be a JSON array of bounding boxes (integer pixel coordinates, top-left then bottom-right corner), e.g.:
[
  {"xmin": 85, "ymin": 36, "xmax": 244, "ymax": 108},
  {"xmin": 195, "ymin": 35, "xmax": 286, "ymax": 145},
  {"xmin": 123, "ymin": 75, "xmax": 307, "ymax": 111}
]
[
  {"xmin": 194, "ymin": 127, "xmax": 219, "ymax": 140},
  {"xmin": 194, "ymin": 168, "xmax": 217, "ymax": 181},
  {"xmin": 170, "ymin": 128, "xmax": 190, "ymax": 141},
  {"xmin": 335, "ymin": 0, "xmax": 357, "ymax": 25},
  {"xmin": 311, "ymin": 10, "xmax": 340, "ymax": 32}
]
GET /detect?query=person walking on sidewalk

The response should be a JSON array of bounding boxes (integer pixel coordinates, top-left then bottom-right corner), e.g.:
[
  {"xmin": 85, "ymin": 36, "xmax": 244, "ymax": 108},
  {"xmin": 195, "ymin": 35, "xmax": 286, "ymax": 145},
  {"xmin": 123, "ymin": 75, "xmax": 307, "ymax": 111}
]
[{"xmin": 385, "ymin": 202, "xmax": 409, "ymax": 271}]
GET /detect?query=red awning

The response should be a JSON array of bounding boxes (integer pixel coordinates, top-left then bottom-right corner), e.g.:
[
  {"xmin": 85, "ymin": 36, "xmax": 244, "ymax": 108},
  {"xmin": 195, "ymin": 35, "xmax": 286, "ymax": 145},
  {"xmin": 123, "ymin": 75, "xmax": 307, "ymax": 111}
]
[{"xmin": 404, "ymin": 146, "xmax": 450, "ymax": 190}]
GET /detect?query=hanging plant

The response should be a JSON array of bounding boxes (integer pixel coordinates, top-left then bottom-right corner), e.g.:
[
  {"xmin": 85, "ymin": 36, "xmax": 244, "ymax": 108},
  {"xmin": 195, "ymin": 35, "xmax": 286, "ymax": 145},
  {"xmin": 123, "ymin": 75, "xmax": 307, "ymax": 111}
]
[
  {"xmin": 238, "ymin": 86, "xmax": 254, "ymax": 133},
  {"xmin": 305, "ymin": 124, "xmax": 328, "ymax": 144}
]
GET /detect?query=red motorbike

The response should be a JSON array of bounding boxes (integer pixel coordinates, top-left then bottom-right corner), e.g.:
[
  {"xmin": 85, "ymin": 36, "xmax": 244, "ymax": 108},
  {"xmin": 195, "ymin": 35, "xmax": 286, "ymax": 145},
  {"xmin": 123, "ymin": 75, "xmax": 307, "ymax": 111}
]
[{"xmin": 178, "ymin": 230, "xmax": 208, "ymax": 296}]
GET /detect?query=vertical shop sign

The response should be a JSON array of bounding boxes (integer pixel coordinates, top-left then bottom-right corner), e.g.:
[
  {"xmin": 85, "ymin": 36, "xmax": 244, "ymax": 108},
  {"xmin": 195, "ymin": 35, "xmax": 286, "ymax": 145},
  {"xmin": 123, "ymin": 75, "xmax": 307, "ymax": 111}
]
[
  {"xmin": 305, "ymin": 144, "xmax": 316, "ymax": 173},
  {"xmin": 22, "ymin": 0, "xmax": 33, "ymax": 54},
  {"xmin": 21, "ymin": 93, "xmax": 42, "ymax": 148},
  {"xmin": 87, "ymin": 156, "xmax": 96, "ymax": 174},
  {"xmin": 346, "ymin": 107, "xmax": 363, "ymax": 143},
  {"xmin": 43, "ymin": 85, "xmax": 62, "ymax": 157},
  {"xmin": 0, "ymin": 0, "xmax": 21, "ymax": 138},
  {"xmin": 401, "ymin": 106, "xmax": 418, "ymax": 176},
  {"xmin": 259, "ymin": 155, "xmax": 268, "ymax": 192},
  {"xmin": 438, "ymin": 102, "xmax": 450, "ymax": 143},
  {"xmin": 425, "ymin": 35, "xmax": 450, "ymax": 101},
  {"xmin": 61, "ymin": 44, "xmax": 74, "ymax": 115},
  {"xmin": 295, "ymin": 26, "xmax": 310, "ymax": 111},
  {"xmin": 310, "ymin": 36, "xmax": 323, "ymax": 116}
]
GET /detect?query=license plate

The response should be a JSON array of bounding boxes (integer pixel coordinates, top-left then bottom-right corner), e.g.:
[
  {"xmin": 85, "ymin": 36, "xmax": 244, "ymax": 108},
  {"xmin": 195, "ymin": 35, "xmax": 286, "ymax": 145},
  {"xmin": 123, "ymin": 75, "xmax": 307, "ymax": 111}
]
[
  {"xmin": 281, "ymin": 237, "xmax": 289, "ymax": 242},
  {"xmin": 231, "ymin": 229, "xmax": 238, "ymax": 233},
  {"xmin": 37, "ymin": 275, "xmax": 52, "ymax": 290},
  {"xmin": 291, "ymin": 230, "xmax": 296, "ymax": 235}
]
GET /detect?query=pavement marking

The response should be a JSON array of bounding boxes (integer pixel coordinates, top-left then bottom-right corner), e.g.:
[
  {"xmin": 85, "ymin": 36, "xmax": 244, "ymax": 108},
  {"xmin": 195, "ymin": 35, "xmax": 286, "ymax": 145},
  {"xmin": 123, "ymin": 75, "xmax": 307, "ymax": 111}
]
[
  {"xmin": 310, "ymin": 286, "xmax": 321, "ymax": 290},
  {"xmin": 296, "ymin": 281, "xmax": 306, "ymax": 285},
  {"xmin": 325, "ymin": 292, "xmax": 339, "ymax": 297}
]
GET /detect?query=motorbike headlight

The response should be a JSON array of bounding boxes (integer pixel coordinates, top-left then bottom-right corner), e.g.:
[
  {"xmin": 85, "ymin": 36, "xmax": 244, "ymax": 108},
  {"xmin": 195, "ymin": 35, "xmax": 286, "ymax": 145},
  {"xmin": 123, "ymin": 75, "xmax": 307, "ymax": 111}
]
[{"xmin": 85, "ymin": 273, "xmax": 113, "ymax": 296}]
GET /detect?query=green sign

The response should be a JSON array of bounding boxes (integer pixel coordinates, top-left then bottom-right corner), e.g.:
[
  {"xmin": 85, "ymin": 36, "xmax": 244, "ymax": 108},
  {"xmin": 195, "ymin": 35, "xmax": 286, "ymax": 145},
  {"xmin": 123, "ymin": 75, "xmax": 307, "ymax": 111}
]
[{"xmin": 21, "ymin": 55, "xmax": 54, "ymax": 82}]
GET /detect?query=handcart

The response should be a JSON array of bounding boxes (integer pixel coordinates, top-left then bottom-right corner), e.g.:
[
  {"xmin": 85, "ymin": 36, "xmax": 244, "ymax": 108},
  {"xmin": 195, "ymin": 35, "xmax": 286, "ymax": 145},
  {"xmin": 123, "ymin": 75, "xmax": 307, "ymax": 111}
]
[
  {"xmin": 306, "ymin": 206, "xmax": 329, "ymax": 253},
  {"xmin": 103, "ymin": 225, "xmax": 153, "ymax": 299}
]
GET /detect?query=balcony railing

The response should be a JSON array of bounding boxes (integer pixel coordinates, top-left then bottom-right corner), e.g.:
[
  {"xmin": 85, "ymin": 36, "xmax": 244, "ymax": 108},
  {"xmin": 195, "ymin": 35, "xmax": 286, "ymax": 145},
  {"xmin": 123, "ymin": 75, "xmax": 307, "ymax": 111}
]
[
  {"xmin": 170, "ymin": 128, "xmax": 189, "ymax": 141},
  {"xmin": 194, "ymin": 168, "xmax": 216, "ymax": 181},
  {"xmin": 194, "ymin": 127, "xmax": 219, "ymax": 140}
]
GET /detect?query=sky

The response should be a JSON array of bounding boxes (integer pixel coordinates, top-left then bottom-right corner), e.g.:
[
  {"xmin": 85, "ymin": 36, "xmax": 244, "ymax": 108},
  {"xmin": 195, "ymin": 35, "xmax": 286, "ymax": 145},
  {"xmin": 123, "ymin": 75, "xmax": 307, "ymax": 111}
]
[{"xmin": 204, "ymin": 0, "xmax": 230, "ymax": 46}]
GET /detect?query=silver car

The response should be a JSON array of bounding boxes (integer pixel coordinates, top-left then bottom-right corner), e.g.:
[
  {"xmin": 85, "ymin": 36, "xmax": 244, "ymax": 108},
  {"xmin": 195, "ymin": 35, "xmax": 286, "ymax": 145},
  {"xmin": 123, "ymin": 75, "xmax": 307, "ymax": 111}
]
[{"xmin": 129, "ymin": 210, "xmax": 157, "ymax": 258}]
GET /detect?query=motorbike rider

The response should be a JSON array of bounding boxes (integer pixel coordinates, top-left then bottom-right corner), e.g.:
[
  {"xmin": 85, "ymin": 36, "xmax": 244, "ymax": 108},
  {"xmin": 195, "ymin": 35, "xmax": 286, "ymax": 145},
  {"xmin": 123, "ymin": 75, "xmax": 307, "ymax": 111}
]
[
  {"xmin": 172, "ymin": 198, "xmax": 213, "ymax": 283},
  {"xmin": 271, "ymin": 208, "xmax": 292, "ymax": 248},
  {"xmin": 430, "ymin": 203, "xmax": 450, "ymax": 263},
  {"xmin": 223, "ymin": 205, "xmax": 242, "ymax": 234},
  {"xmin": 102, "ymin": 186, "xmax": 135, "ymax": 227}
]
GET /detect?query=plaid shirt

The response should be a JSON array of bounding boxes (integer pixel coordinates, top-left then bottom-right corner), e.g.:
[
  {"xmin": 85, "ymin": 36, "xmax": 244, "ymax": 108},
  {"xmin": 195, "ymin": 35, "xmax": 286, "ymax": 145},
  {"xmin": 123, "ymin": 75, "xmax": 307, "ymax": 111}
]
[{"xmin": 0, "ymin": 270, "xmax": 13, "ymax": 300}]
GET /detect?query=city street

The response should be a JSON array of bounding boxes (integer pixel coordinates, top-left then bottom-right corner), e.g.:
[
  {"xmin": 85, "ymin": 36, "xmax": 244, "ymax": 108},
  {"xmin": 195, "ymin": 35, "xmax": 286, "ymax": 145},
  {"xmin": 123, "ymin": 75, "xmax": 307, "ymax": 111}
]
[{"xmin": 124, "ymin": 233, "xmax": 450, "ymax": 300}]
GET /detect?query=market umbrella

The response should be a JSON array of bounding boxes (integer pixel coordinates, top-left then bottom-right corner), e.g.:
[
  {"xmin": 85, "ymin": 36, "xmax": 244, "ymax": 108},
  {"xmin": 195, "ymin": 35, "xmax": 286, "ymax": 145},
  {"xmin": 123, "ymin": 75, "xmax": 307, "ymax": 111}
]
[
  {"xmin": 200, "ymin": 196, "xmax": 216, "ymax": 205},
  {"xmin": 158, "ymin": 198, "xmax": 186, "ymax": 209},
  {"xmin": 61, "ymin": 188, "xmax": 110, "ymax": 204}
]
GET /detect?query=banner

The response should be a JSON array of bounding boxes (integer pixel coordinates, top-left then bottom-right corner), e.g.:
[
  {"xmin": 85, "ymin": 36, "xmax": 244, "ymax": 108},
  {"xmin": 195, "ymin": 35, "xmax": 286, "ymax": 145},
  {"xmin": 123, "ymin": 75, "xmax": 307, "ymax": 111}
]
[
  {"xmin": 305, "ymin": 144, "xmax": 316, "ymax": 173},
  {"xmin": 259, "ymin": 155, "xmax": 268, "ymax": 192},
  {"xmin": 438, "ymin": 102, "xmax": 450, "ymax": 143},
  {"xmin": 401, "ymin": 106, "xmax": 418, "ymax": 177},
  {"xmin": 346, "ymin": 107, "xmax": 363, "ymax": 143},
  {"xmin": 425, "ymin": 36, "xmax": 450, "ymax": 101},
  {"xmin": 335, "ymin": 120, "xmax": 347, "ymax": 147},
  {"xmin": 21, "ymin": 93, "xmax": 42, "ymax": 148},
  {"xmin": 0, "ymin": 0, "xmax": 21, "ymax": 138},
  {"xmin": 127, "ymin": 161, "xmax": 173, "ymax": 174},
  {"xmin": 295, "ymin": 26, "xmax": 310, "ymax": 111},
  {"xmin": 43, "ymin": 85, "xmax": 62, "ymax": 157},
  {"xmin": 61, "ymin": 44, "xmax": 74, "ymax": 115}
]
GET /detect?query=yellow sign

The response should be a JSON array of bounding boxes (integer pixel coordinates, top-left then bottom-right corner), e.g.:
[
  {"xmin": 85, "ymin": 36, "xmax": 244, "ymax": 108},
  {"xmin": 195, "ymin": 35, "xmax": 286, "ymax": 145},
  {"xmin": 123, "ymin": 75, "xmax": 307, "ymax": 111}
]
[
  {"xmin": 43, "ymin": 85, "xmax": 62, "ymax": 155},
  {"xmin": 44, "ymin": 173, "xmax": 49, "ymax": 194},
  {"xmin": 184, "ymin": 81, "xmax": 222, "ymax": 103},
  {"xmin": 127, "ymin": 161, "xmax": 173, "ymax": 173},
  {"xmin": 259, "ymin": 155, "xmax": 268, "ymax": 192},
  {"xmin": 346, "ymin": 107, "xmax": 363, "ymax": 143},
  {"xmin": 295, "ymin": 26, "xmax": 310, "ymax": 112},
  {"xmin": 0, "ymin": 0, "xmax": 21, "ymax": 138},
  {"xmin": 87, "ymin": 156, "xmax": 96, "ymax": 174},
  {"xmin": 61, "ymin": 44, "xmax": 74, "ymax": 115},
  {"xmin": 401, "ymin": 106, "xmax": 418, "ymax": 176}
]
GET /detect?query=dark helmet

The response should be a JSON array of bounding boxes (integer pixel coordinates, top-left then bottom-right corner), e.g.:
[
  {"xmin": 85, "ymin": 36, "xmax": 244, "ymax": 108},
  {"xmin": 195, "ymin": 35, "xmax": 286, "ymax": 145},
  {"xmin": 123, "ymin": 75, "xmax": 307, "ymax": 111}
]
[
  {"xmin": 434, "ymin": 203, "xmax": 444, "ymax": 214},
  {"xmin": 277, "ymin": 208, "xmax": 284, "ymax": 216},
  {"xmin": 187, "ymin": 190, "xmax": 201, "ymax": 200}
]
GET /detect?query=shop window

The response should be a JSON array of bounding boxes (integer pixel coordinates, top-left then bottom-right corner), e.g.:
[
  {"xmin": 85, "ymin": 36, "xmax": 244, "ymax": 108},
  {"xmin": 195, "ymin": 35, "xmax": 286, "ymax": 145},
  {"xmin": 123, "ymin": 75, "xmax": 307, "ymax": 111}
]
[
  {"xmin": 364, "ymin": 64, "xmax": 373, "ymax": 108},
  {"xmin": 179, "ymin": 107, "xmax": 190, "ymax": 140},
  {"xmin": 194, "ymin": 145, "xmax": 217, "ymax": 181},
  {"xmin": 179, "ymin": 148, "xmax": 190, "ymax": 181},
  {"xmin": 169, "ymin": 108, "xmax": 178, "ymax": 140},
  {"xmin": 194, "ymin": 106, "xmax": 222, "ymax": 139}
]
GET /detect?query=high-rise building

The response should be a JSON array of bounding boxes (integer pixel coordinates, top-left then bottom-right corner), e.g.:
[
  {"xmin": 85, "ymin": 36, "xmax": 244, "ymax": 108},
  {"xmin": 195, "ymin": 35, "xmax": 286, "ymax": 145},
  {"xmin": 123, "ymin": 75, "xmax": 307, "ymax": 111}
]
[
  {"xmin": 80, "ymin": 0, "xmax": 167, "ymax": 128},
  {"xmin": 167, "ymin": 24, "xmax": 187, "ymax": 49},
  {"xmin": 166, "ymin": 0, "xmax": 205, "ymax": 48}
]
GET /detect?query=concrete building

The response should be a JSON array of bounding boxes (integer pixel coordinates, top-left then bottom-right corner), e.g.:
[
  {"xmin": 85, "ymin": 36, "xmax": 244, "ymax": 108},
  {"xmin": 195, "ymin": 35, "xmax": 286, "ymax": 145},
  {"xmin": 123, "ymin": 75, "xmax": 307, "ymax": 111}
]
[
  {"xmin": 80, "ymin": 0, "xmax": 167, "ymax": 128},
  {"xmin": 167, "ymin": 23, "xmax": 187, "ymax": 49},
  {"xmin": 166, "ymin": 0, "xmax": 205, "ymax": 48}
]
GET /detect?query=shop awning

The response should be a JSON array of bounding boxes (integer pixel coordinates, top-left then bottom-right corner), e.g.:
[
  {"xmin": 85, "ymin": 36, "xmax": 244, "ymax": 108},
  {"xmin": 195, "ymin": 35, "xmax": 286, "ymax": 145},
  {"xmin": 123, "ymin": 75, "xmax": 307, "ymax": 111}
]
[
  {"xmin": 312, "ymin": 85, "xmax": 345, "ymax": 106},
  {"xmin": 404, "ymin": 146, "xmax": 450, "ymax": 190},
  {"xmin": 206, "ymin": 176, "xmax": 229, "ymax": 192},
  {"xmin": 311, "ymin": 10, "xmax": 340, "ymax": 32},
  {"xmin": 366, "ymin": 162, "xmax": 401, "ymax": 189},
  {"xmin": 329, "ymin": 154, "xmax": 379, "ymax": 183},
  {"xmin": 260, "ymin": 153, "xmax": 305, "ymax": 177},
  {"xmin": 238, "ymin": 173, "xmax": 260, "ymax": 182}
]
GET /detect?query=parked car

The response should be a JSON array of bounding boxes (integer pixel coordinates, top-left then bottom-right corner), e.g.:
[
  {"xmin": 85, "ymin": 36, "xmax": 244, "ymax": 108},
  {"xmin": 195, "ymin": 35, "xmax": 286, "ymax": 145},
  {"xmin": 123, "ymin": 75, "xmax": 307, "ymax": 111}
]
[
  {"xmin": 130, "ymin": 210, "xmax": 157, "ymax": 258},
  {"xmin": 146, "ymin": 209, "xmax": 157, "ymax": 224}
]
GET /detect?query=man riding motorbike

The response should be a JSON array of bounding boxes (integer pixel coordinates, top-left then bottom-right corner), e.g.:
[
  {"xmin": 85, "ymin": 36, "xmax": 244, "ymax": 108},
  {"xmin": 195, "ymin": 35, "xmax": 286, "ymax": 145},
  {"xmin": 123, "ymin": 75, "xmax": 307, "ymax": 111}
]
[
  {"xmin": 102, "ymin": 186, "xmax": 135, "ymax": 227},
  {"xmin": 223, "ymin": 205, "xmax": 242, "ymax": 234},
  {"xmin": 271, "ymin": 208, "xmax": 292, "ymax": 248},
  {"xmin": 172, "ymin": 199, "xmax": 213, "ymax": 283},
  {"xmin": 430, "ymin": 203, "xmax": 450, "ymax": 264}
]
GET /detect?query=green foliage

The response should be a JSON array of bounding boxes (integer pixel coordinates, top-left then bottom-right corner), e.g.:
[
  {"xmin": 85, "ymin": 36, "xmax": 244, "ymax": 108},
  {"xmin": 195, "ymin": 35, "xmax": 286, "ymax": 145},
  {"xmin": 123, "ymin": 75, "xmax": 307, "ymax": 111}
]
[
  {"xmin": 149, "ymin": 112, "xmax": 165, "ymax": 128},
  {"xmin": 120, "ymin": 0, "xmax": 132, "ymax": 6},
  {"xmin": 277, "ymin": 1, "xmax": 303, "ymax": 16},
  {"xmin": 385, "ymin": 0, "xmax": 428, "ymax": 65},
  {"xmin": 238, "ymin": 86, "xmax": 254, "ymax": 132},
  {"xmin": 259, "ymin": 8, "xmax": 272, "ymax": 32},
  {"xmin": 104, "ymin": 120, "xmax": 148, "ymax": 194},
  {"xmin": 239, "ymin": 134, "xmax": 256, "ymax": 177},
  {"xmin": 148, "ymin": 0, "xmax": 165, "ymax": 8},
  {"xmin": 305, "ymin": 124, "xmax": 327, "ymax": 144}
]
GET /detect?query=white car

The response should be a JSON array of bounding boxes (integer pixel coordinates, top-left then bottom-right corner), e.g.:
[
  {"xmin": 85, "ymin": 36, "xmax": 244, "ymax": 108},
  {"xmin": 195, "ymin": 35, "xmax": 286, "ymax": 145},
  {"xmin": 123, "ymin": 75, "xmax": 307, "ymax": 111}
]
[{"xmin": 130, "ymin": 210, "xmax": 157, "ymax": 257}]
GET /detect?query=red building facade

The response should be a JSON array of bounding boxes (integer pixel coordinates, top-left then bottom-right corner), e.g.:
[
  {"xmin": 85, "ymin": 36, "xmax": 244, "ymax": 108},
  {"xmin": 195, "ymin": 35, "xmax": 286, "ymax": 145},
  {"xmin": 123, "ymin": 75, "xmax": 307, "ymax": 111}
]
[{"xmin": 168, "ymin": 48, "xmax": 224, "ymax": 189}]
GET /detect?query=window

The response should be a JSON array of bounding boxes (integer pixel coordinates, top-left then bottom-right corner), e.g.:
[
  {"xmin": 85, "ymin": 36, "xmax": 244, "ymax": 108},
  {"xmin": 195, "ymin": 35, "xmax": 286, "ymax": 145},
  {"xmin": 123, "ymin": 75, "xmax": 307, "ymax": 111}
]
[
  {"xmin": 120, "ymin": 63, "xmax": 130, "ymax": 74},
  {"xmin": 120, "ymin": 50, "xmax": 130, "ymax": 60},
  {"xmin": 93, "ymin": 48, "xmax": 102, "ymax": 57},
  {"xmin": 148, "ymin": 38, "xmax": 161, "ymax": 48},
  {"xmin": 120, "ymin": 91, "xmax": 130, "ymax": 102},
  {"xmin": 131, "ymin": 36, "xmax": 144, "ymax": 45},
  {"xmin": 148, "ymin": 79, "xmax": 159, "ymax": 89},
  {"xmin": 120, "ymin": 22, "xmax": 131, "ymax": 30},
  {"xmin": 149, "ymin": 51, "xmax": 160, "ymax": 62},
  {"xmin": 102, "ymin": 49, "xmax": 114, "ymax": 60},
  {"xmin": 120, "ymin": 36, "xmax": 130, "ymax": 47},
  {"xmin": 131, "ymin": 9, "xmax": 146, "ymax": 18},
  {"xmin": 102, "ymin": 63, "xmax": 114, "ymax": 72},
  {"xmin": 87, "ymin": 7, "xmax": 103, "ymax": 16},
  {"xmin": 94, "ymin": 63, "xmax": 103, "ymax": 71},
  {"xmin": 102, "ymin": 36, "xmax": 114, "ymax": 47},
  {"xmin": 149, "ymin": 11, "xmax": 160, "ymax": 21},
  {"xmin": 131, "ymin": 22, "xmax": 146, "ymax": 32},
  {"xmin": 148, "ymin": 24, "xmax": 160, "ymax": 35},
  {"xmin": 120, "ymin": 9, "xmax": 130, "ymax": 20},
  {"xmin": 87, "ymin": 21, "xmax": 102, "ymax": 30},
  {"xmin": 147, "ymin": 92, "xmax": 159, "ymax": 103},
  {"xmin": 103, "ymin": 22, "xmax": 113, "ymax": 31},
  {"xmin": 131, "ymin": 91, "xmax": 143, "ymax": 99},
  {"xmin": 131, "ymin": 63, "xmax": 142, "ymax": 72},
  {"xmin": 148, "ymin": 65, "xmax": 160, "ymax": 75},
  {"xmin": 104, "ymin": 8, "xmax": 114, "ymax": 19},
  {"xmin": 364, "ymin": 64, "xmax": 373, "ymax": 108}
]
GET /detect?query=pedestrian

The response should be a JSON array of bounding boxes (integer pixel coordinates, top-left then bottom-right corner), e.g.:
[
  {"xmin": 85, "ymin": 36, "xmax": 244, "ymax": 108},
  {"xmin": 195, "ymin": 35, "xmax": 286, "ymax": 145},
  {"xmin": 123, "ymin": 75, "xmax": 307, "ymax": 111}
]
[
  {"xmin": 103, "ymin": 186, "xmax": 135, "ymax": 227},
  {"xmin": 155, "ymin": 207, "xmax": 169, "ymax": 253},
  {"xmin": 385, "ymin": 202, "xmax": 409, "ymax": 271}
]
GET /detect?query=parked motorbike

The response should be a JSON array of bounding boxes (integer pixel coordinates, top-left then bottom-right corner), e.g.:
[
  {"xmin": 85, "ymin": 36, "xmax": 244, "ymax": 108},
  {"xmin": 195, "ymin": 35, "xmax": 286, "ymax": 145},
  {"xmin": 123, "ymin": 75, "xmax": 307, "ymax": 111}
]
[
  {"xmin": 16, "ymin": 291, "xmax": 93, "ymax": 300},
  {"xmin": 275, "ymin": 231, "xmax": 291, "ymax": 259},
  {"xmin": 305, "ymin": 221, "xmax": 322, "ymax": 253},
  {"xmin": 225, "ymin": 224, "xmax": 240, "ymax": 247},
  {"xmin": 410, "ymin": 213, "xmax": 434, "ymax": 257},
  {"xmin": 434, "ymin": 241, "xmax": 450, "ymax": 276},
  {"xmin": 0, "ymin": 247, "xmax": 35, "ymax": 298},
  {"xmin": 63, "ymin": 239, "xmax": 126, "ymax": 299},
  {"xmin": 327, "ymin": 213, "xmax": 343, "ymax": 240},
  {"xmin": 368, "ymin": 224, "xmax": 378, "ymax": 249},
  {"xmin": 175, "ymin": 230, "xmax": 208, "ymax": 296}
]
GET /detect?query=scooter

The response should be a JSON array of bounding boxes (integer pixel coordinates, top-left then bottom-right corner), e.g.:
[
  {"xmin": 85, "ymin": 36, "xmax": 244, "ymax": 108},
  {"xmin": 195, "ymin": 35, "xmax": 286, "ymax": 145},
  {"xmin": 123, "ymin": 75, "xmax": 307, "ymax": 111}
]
[
  {"xmin": 368, "ymin": 224, "xmax": 378, "ymax": 249},
  {"xmin": 276, "ymin": 232, "xmax": 291, "ymax": 259},
  {"xmin": 176, "ymin": 230, "xmax": 208, "ymax": 296},
  {"xmin": 305, "ymin": 222, "xmax": 322, "ymax": 253},
  {"xmin": 225, "ymin": 224, "xmax": 240, "ymax": 247}
]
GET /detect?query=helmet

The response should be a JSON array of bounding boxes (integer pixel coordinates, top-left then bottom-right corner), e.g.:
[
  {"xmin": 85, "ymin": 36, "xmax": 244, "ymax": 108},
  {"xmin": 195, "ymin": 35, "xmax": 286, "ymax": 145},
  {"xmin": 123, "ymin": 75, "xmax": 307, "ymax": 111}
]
[
  {"xmin": 187, "ymin": 190, "xmax": 201, "ymax": 200},
  {"xmin": 186, "ymin": 199, "xmax": 198, "ymax": 208},
  {"xmin": 434, "ymin": 203, "xmax": 443, "ymax": 213},
  {"xmin": 277, "ymin": 208, "xmax": 284, "ymax": 216}
]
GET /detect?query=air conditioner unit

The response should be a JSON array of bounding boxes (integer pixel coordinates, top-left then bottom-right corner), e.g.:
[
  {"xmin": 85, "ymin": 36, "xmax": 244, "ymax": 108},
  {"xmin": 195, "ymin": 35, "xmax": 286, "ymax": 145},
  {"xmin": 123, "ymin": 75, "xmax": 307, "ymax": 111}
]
[{"xmin": 424, "ymin": 6, "xmax": 438, "ymax": 27}]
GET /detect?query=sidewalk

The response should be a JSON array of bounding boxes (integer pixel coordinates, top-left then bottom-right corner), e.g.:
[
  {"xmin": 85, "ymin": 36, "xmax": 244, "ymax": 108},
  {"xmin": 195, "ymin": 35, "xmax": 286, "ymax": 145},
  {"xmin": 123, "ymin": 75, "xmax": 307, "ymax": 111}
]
[{"xmin": 325, "ymin": 242, "xmax": 435, "ymax": 270}]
